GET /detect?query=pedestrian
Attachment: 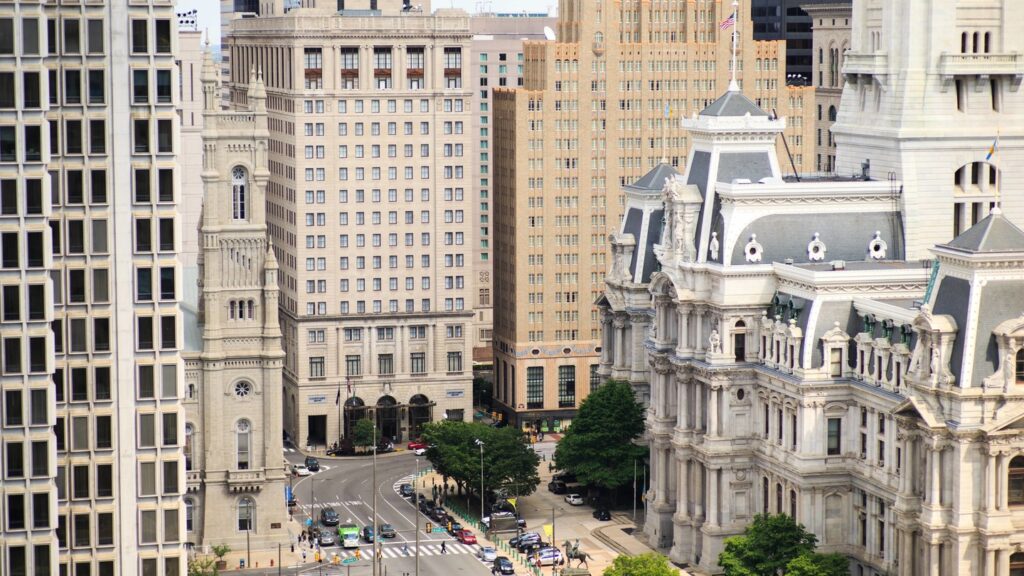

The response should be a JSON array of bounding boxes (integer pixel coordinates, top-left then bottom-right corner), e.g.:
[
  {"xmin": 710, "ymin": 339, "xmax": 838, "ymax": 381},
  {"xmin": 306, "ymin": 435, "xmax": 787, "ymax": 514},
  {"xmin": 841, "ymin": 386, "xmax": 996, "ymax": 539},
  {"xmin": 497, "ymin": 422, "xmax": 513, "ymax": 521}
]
[
  {"xmin": 301, "ymin": 549, "xmax": 307, "ymax": 563},
  {"xmin": 441, "ymin": 541, "xmax": 447, "ymax": 554},
  {"xmin": 403, "ymin": 543, "xmax": 409, "ymax": 556}
]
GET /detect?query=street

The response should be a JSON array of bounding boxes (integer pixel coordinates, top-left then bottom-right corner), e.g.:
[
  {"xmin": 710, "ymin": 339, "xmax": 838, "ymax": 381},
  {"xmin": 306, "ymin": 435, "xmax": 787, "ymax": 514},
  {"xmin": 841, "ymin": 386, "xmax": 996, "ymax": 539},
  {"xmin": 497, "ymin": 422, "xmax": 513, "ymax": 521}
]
[{"xmin": 286, "ymin": 448, "xmax": 493, "ymax": 576}]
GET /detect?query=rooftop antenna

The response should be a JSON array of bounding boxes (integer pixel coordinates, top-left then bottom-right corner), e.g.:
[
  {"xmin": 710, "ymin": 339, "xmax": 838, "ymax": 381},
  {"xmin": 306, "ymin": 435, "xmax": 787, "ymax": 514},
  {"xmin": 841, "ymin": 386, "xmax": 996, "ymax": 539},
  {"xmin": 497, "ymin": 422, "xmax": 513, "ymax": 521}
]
[{"xmin": 729, "ymin": 0, "xmax": 739, "ymax": 92}]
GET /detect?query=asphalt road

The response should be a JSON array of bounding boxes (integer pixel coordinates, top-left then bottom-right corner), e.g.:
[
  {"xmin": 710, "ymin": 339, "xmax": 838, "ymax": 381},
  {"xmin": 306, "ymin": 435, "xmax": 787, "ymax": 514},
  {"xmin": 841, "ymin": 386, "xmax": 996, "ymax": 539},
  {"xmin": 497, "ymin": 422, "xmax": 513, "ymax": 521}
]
[{"xmin": 285, "ymin": 449, "xmax": 494, "ymax": 576}]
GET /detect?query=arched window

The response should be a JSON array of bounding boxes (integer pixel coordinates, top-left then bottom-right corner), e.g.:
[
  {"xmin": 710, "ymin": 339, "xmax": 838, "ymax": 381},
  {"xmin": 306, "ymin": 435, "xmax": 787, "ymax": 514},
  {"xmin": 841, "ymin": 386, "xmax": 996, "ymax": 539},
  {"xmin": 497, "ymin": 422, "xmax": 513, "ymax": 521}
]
[
  {"xmin": 828, "ymin": 105, "xmax": 837, "ymax": 122},
  {"xmin": 185, "ymin": 497, "xmax": 195, "ymax": 532},
  {"xmin": 231, "ymin": 167, "xmax": 248, "ymax": 221},
  {"xmin": 1016, "ymin": 349, "xmax": 1024, "ymax": 382},
  {"xmin": 776, "ymin": 483, "xmax": 784, "ymax": 513},
  {"xmin": 962, "ymin": 32, "xmax": 969, "ymax": 53},
  {"xmin": 1010, "ymin": 552, "xmax": 1024, "ymax": 576},
  {"xmin": 984, "ymin": 32, "xmax": 991, "ymax": 53},
  {"xmin": 238, "ymin": 497, "xmax": 255, "ymax": 531},
  {"xmin": 1009, "ymin": 456, "xmax": 1024, "ymax": 506},
  {"xmin": 734, "ymin": 320, "xmax": 746, "ymax": 362},
  {"xmin": 762, "ymin": 478, "xmax": 769, "ymax": 513},
  {"xmin": 236, "ymin": 419, "xmax": 251, "ymax": 470},
  {"xmin": 790, "ymin": 489, "xmax": 798, "ymax": 518},
  {"xmin": 248, "ymin": 300, "xmax": 255, "ymax": 320},
  {"xmin": 229, "ymin": 301, "xmax": 237, "ymax": 320},
  {"xmin": 973, "ymin": 32, "xmax": 980, "ymax": 53},
  {"xmin": 184, "ymin": 423, "xmax": 194, "ymax": 471}
]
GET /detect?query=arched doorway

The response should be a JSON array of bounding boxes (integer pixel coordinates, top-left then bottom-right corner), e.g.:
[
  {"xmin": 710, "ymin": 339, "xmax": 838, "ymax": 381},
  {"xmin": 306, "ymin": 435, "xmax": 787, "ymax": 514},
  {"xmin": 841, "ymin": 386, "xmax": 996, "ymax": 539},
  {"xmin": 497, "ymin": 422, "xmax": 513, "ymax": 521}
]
[
  {"xmin": 408, "ymin": 394, "xmax": 432, "ymax": 438},
  {"xmin": 344, "ymin": 396, "xmax": 366, "ymax": 439},
  {"xmin": 377, "ymin": 396, "xmax": 399, "ymax": 442}
]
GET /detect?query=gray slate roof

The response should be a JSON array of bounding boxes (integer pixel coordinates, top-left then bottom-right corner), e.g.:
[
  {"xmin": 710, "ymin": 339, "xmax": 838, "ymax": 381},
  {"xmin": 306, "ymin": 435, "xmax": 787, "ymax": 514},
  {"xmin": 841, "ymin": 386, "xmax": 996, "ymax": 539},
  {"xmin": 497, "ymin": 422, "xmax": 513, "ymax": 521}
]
[
  {"xmin": 944, "ymin": 210, "xmax": 1024, "ymax": 253},
  {"xmin": 700, "ymin": 90, "xmax": 768, "ymax": 117},
  {"xmin": 626, "ymin": 163, "xmax": 679, "ymax": 192}
]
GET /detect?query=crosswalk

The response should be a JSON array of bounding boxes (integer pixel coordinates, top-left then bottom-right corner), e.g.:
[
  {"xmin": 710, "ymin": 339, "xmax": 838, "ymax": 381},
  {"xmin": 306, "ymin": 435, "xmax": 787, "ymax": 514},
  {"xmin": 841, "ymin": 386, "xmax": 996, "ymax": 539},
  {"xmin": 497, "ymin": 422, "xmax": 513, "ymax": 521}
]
[
  {"xmin": 312, "ymin": 542, "xmax": 479, "ymax": 560},
  {"xmin": 392, "ymin": 475, "xmax": 415, "ymax": 493}
]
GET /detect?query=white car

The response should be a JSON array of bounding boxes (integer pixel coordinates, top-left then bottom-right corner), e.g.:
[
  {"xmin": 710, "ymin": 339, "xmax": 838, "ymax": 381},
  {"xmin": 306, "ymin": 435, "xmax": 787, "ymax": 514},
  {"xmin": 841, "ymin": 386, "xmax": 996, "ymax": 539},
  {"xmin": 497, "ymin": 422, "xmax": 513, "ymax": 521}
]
[
  {"xmin": 478, "ymin": 546, "xmax": 498, "ymax": 562},
  {"xmin": 413, "ymin": 447, "xmax": 427, "ymax": 456},
  {"xmin": 292, "ymin": 464, "xmax": 312, "ymax": 477},
  {"xmin": 564, "ymin": 493, "xmax": 584, "ymax": 506}
]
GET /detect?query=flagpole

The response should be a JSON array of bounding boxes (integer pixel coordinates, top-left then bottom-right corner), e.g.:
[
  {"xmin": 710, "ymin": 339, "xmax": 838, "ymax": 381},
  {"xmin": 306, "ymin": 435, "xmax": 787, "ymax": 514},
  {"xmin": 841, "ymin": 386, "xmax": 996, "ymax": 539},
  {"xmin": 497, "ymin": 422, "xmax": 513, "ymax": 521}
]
[{"xmin": 729, "ymin": 0, "xmax": 739, "ymax": 92}]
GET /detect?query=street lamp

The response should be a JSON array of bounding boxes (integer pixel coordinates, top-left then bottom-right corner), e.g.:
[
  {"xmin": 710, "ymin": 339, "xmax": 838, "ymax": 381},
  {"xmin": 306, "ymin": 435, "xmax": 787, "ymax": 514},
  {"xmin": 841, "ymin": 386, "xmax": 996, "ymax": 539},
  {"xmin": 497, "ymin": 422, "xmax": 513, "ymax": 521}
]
[{"xmin": 474, "ymin": 439, "xmax": 485, "ymax": 524}]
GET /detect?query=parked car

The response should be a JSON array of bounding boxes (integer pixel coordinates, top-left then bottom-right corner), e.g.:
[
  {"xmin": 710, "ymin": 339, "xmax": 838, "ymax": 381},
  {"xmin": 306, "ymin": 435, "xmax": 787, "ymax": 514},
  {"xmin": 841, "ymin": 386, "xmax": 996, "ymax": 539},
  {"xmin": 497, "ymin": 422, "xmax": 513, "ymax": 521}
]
[
  {"xmin": 319, "ymin": 507, "xmax": 340, "ymax": 526},
  {"xmin": 552, "ymin": 473, "xmax": 577, "ymax": 484},
  {"xmin": 492, "ymin": 556, "xmax": 516, "ymax": 575},
  {"xmin": 509, "ymin": 532, "xmax": 540, "ymax": 548},
  {"xmin": 564, "ymin": 493, "xmax": 584, "ymax": 506},
  {"xmin": 447, "ymin": 522, "xmax": 463, "ymax": 536},
  {"xmin": 431, "ymin": 508, "xmax": 449, "ymax": 523},
  {"xmin": 318, "ymin": 531, "xmax": 337, "ymax": 546},
  {"xmin": 547, "ymin": 481, "xmax": 567, "ymax": 494},
  {"xmin": 408, "ymin": 440, "xmax": 427, "ymax": 450},
  {"xmin": 419, "ymin": 499, "xmax": 435, "ymax": 514},
  {"xmin": 377, "ymin": 441, "xmax": 395, "ymax": 453},
  {"xmin": 532, "ymin": 547, "xmax": 563, "ymax": 567},
  {"xmin": 399, "ymin": 483, "xmax": 415, "ymax": 497},
  {"xmin": 304, "ymin": 456, "xmax": 320, "ymax": 472},
  {"xmin": 291, "ymin": 464, "xmax": 312, "ymax": 477},
  {"xmin": 456, "ymin": 529, "xmax": 477, "ymax": 545},
  {"xmin": 379, "ymin": 524, "xmax": 396, "ymax": 538},
  {"xmin": 593, "ymin": 508, "xmax": 612, "ymax": 521},
  {"xmin": 518, "ymin": 540, "xmax": 548, "ymax": 554},
  {"xmin": 477, "ymin": 546, "xmax": 497, "ymax": 562},
  {"xmin": 413, "ymin": 447, "xmax": 427, "ymax": 456},
  {"xmin": 361, "ymin": 526, "xmax": 375, "ymax": 543}
]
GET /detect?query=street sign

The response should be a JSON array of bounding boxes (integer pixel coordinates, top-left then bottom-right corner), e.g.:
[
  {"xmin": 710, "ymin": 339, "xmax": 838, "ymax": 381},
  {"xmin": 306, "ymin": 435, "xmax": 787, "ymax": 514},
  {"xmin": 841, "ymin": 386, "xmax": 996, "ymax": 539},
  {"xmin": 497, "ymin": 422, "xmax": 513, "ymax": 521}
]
[
  {"xmin": 432, "ymin": 527, "xmax": 446, "ymax": 533},
  {"xmin": 342, "ymin": 557, "xmax": 357, "ymax": 565}
]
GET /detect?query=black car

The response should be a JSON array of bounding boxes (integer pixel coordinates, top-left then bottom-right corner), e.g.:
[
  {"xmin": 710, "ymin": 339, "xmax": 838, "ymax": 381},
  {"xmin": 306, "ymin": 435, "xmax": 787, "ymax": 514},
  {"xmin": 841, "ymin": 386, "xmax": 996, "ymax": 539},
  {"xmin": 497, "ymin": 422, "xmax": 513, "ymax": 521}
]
[
  {"xmin": 319, "ymin": 507, "xmax": 340, "ymax": 526},
  {"xmin": 419, "ymin": 499, "xmax": 435, "ymax": 514},
  {"xmin": 593, "ymin": 508, "xmax": 611, "ymax": 521},
  {"xmin": 492, "ymin": 557, "xmax": 515, "ymax": 575},
  {"xmin": 304, "ymin": 456, "xmax": 320, "ymax": 472},
  {"xmin": 379, "ymin": 524, "xmax": 397, "ymax": 538},
  {"xmin": 361, "ymin": 526, "xmax": 375, "ymax": 543},
  {"xmin": 547, "ymin": 480, "xmax": 567, "ymax": 494},
  {"xmin": 518, "ymin": 540, "xmax": 548, "ymax": 554},
  {"xmin": 431, "ymin": 507, "xmax": 449, "ymax": 523},
  {"xmin": 510, "ymin": 532, "xmax": 541, "ymax": 548},
  {"xmin": 399, "ymin": 483, "xmax": 415, "ymax": 497}
]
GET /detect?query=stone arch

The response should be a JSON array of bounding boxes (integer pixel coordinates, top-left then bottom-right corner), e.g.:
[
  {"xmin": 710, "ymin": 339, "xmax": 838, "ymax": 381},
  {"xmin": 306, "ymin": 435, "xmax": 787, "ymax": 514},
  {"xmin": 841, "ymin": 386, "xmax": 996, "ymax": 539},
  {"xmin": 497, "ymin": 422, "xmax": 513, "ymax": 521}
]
[
  {"xmin": 408, "ymin": 394, "xmax": 432, "ymax": 438},
  {"xmin": 344, "ymin": 396, "xmax": 367, "ymax": 439},
  {"xmin": 237, "ymin": 496, "xmax": 255, "ymax": 531},
  {"xmin": 376, "ymin": 395, "xmax": 399, "ymax": 442},
  {"xmin": 828, "ymin": 105, "xmax": 837, "ymax": 122}
]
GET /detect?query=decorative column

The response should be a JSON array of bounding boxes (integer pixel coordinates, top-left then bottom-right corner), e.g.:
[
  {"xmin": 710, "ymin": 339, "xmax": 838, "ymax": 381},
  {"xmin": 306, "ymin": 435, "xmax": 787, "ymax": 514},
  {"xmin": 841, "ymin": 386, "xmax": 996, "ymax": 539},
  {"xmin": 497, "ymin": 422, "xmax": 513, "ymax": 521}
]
[
  {"xmin": 708, "ymin": 384, "xmax": 719, "ymax": 437},
  {"xmin": 929, "ymin": 543, "xmax": 940, "ymax": 576},
  {"xmin": 998, "ymin": 450, "xmax": 1010, "ymax": 510},
  {"xmin": 694, "ymin": 381, "xmax": 704, "ymax": 432},
  {"xmin": 998, "ymin": 549, "xmax": 1011, "ymax": 576},
  {"xmin": 613, "ymin": 316, "xmax": 625, "ymax": 370},
  {"xmin": 987, "ymin": 450, "xmax": 998, "ymax": 511},
  {"xmin": 708, "ymin": 467, "xmax": 719, "ymax": 527},
  {"xmin": 985, "ymin": 548, "xmax": 996, "ymax": 576},
  {"xmin": 677, "ymin": 304, "xmax": 691, "ymax": 355},
  {"xmin": 694, "ymin": 307, "xmax": 706, "ymax": 353},
  {"xmin": 929, "ymin": 445, "xmax": 942, "ymax": 506},
  {"xmin": 677, "ymin": 376, "xmax": 688, "ymax": 429},
  {"xmin": 676, "ymin": 457, "xmax": 689, "ymax": 520}
]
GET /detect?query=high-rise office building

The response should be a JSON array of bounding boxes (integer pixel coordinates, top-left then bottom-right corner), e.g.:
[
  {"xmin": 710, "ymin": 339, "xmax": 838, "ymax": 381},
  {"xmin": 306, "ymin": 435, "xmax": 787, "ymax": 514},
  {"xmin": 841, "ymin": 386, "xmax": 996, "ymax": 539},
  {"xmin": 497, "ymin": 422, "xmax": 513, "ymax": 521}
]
[
  {"xmin": 802, "ymin": 2, "xmax": 850, "ymax": 174},
  {"xmin": 491, "ymin": 0, "xmax": 814, "ymax": 431},
  {"xmin": 225, "ymin": 0, "xmax": 474, "ymax": 449},
  {"xmin": 750, "ymin": 0, "xmax": 848, "ymax": 82},
  {"xmin": 0, "ymin": 2, "xmax": 187, "ymax": 574},
  {"xmin": 468, "ymin": 13, "xmax": 556, "ymax": 364}
]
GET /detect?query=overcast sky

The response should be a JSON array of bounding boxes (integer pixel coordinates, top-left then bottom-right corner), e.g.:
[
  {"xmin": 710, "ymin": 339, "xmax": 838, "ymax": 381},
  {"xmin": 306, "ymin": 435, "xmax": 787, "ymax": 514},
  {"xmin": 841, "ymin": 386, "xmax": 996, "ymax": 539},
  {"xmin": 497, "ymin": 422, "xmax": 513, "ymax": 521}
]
[{"xmin": 177, "ymin": 0, "xmax": 558, "ymax": 45}]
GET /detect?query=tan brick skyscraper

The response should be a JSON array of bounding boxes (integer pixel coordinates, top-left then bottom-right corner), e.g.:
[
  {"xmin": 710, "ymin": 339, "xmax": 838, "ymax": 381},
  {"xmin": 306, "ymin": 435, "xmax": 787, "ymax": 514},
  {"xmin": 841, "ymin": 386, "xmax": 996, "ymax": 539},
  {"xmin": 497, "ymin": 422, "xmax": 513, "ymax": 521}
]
[{"xmin": 492, "ymin": 0, "xmax": 814, "ymax": 430}]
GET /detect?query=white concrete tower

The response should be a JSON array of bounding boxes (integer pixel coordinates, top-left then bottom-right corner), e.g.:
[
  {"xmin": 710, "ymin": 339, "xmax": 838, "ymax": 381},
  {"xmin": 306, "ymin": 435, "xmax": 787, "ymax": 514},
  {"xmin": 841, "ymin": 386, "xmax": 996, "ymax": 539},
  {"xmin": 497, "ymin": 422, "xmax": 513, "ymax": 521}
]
[
  {"xmin": 184, "ymin": 52, "xmax": 289, "ymax": 550},
  {"xmin": 834, "ymin": 0, "xmax": 1024, "ymax": 258}
]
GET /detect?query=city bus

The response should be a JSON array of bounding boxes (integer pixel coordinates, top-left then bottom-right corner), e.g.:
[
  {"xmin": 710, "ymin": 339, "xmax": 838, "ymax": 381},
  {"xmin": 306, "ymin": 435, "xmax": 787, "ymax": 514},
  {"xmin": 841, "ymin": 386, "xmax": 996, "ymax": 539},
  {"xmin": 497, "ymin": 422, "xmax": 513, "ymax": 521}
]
[{"xmin": 338, "ymin": 524, "xmax": 360, "ymax": 548}]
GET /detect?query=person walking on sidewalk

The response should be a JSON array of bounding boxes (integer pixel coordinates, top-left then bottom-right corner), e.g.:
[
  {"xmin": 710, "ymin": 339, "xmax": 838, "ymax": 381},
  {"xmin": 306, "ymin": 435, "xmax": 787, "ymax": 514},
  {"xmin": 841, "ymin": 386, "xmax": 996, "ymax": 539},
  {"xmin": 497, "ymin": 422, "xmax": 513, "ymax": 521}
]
[{"xmin": 441, "ymin": 541, "xmax": 447, "ymax": 554}]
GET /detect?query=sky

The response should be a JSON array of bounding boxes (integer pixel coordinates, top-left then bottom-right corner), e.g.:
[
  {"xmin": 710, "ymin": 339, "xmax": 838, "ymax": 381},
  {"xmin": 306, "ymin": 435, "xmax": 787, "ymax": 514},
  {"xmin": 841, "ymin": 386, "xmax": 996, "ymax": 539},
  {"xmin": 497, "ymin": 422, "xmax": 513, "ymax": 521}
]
[{"xmin": 177, "ymin": 0, "xmax": 558, "ymax": 46}]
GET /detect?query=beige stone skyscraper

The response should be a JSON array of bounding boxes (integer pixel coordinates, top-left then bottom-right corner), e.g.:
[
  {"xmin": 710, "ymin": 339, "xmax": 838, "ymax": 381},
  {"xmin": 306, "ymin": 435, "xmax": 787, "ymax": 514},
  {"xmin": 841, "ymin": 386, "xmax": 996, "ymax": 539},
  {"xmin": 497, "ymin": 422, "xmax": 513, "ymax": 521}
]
[
  {"xmin": 492, "ymin": 0, "xmax": 814, "ymax": 430},
  {"xmin": 225, "ymin": 0, "xmax": 475, "ymax": 448}
]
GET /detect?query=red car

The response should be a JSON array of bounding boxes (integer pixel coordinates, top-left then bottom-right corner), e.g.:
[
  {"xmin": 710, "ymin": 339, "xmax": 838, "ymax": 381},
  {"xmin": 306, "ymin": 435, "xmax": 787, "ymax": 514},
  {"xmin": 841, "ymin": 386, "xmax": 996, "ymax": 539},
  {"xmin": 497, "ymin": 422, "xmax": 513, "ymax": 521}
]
[
  {"xmin": 407, "ymin": 440, "xmax": 427, "ymax": 450},
  {"xmin": 456, "ymin": 530, "xmax": 477, "ymax": 545}
]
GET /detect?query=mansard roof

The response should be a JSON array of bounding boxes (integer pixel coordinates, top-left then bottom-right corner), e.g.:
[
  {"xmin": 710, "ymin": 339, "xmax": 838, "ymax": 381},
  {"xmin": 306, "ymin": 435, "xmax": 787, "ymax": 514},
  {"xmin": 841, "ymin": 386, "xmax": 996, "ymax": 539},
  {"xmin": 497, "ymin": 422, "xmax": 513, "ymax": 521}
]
[
  {"xmin": 700, "ymin": 89, "xmax": 768, "ymax": 118},
  {"xmin": 626, "ymin": 163, "xmax": 679, "ymax": 193},
  {"xmin": 943, "ymin": 208, "xmax": 1024, "ymax": 254}
]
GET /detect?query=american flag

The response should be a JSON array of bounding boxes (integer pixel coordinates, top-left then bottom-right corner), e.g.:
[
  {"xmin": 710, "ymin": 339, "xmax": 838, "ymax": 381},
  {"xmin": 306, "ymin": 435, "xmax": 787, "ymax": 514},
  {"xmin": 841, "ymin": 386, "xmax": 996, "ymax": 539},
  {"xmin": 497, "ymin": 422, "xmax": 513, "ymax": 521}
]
[{"xmin": 720, "ymin": 12, "xmax": 736, "ymax": 30}]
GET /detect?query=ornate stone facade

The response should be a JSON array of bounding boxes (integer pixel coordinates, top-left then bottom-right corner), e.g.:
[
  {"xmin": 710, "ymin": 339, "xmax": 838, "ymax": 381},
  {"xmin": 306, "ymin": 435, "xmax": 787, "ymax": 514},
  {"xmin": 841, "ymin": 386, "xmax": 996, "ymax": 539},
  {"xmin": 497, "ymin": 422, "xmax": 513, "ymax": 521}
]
[
  {"xmin": 601, "ymin": 79, "xmax": 1024, "ymax": 575},
  {"xmin": 181, "ymin": 54, "xmax": 289, "ymax": 551}
]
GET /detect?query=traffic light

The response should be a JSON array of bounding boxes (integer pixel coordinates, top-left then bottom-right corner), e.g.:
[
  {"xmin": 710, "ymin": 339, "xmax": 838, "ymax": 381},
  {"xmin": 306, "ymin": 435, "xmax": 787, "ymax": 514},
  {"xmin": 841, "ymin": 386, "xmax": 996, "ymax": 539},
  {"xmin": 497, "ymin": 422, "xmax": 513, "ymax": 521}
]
[{"xmin": 425, "ymin": 521, "xmax": 432, "ymax": 534}]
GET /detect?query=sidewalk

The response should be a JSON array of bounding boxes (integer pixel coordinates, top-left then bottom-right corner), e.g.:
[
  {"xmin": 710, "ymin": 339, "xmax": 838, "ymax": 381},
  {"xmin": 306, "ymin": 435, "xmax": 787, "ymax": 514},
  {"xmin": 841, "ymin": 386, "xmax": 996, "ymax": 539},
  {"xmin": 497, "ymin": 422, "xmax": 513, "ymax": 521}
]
[{"xmin": 416, "ymin": 442, "xmax": 677, "ymax": 576}]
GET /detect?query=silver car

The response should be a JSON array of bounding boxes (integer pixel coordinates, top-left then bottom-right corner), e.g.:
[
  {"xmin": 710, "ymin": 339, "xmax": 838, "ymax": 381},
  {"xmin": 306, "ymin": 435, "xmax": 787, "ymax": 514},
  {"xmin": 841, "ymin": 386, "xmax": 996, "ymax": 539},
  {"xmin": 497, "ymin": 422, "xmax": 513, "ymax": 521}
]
[
  {"xmin": 477, "ymin": 546, "xmax": 497, "ymax": 562},
  {"xmin": 318, "ymin": 531, "xmax": 337, "ymax": 546}
]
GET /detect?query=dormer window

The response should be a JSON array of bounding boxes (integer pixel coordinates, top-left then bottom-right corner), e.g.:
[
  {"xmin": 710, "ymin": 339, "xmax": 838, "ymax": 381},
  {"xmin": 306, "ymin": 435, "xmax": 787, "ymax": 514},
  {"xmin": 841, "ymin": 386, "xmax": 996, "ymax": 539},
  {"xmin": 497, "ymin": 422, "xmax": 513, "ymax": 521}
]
[
  {"xmin": 231, "ymin": 166, "xmax": 248, "ymax": 221},
  {"xmin": 862, "ymin": 314, "xmax": 876, "ymax": 333}
]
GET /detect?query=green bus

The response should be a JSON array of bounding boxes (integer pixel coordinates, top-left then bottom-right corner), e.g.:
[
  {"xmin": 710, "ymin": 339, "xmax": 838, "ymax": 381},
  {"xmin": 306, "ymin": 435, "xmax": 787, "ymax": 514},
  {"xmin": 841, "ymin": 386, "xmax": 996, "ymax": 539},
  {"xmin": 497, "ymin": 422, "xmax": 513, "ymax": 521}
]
[{"xmin": 337, "ymin": 524, "xmax": 360, "ymax": 548}]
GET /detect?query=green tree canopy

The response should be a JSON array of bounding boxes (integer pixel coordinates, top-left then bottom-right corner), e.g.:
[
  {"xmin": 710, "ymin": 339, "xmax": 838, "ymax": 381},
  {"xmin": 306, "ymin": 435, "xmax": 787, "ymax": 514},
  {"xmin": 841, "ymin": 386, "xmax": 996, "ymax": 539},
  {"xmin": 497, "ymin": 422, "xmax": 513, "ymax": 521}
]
[
  {"xmin": 719, "ymin": 514, "xmax": 827, "ymax": 576},
  {"xmin": 602, "ymin": 553, "xmax": 679, "ymax": 576},
  {"xmin": 352, "ymin": 418, "xmax": 376, "ymax": 449},
  {"xmin": 785, "ymin": 552, "xmax": 849, "ymax": 576},
  {"xmin": 553, "ymin": 380, "xmax": 647, "ymax": 490},
  {"xmin": 420, "ymin": 421, "xmax": 540, "ymax": 506}
]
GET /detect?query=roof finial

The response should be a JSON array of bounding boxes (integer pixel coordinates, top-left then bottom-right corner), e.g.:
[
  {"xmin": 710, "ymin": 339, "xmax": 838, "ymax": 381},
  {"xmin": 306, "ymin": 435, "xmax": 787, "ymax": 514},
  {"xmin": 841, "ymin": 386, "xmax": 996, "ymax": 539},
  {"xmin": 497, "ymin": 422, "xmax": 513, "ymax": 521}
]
[{"xmin": 729, "ymin": 0, "xmax": 740, "ymax": 93}]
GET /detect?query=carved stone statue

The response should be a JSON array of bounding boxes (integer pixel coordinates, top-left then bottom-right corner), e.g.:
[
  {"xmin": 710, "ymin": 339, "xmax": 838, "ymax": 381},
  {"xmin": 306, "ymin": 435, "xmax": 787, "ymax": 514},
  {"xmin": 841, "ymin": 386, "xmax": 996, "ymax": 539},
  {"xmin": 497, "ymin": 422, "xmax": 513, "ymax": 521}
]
[
  {"xmin": 611, "ymin": 247, "xmax": 630, "ymax": 283},
  {"xmin": 930, "ymin": 346, "xmax": 941, "ymax": 384},
  {"xmin": 682, "ymin": 210, "xmax": 697, "ymax": 262},
  {"xmin": 709, "ymin": 329, "xmax": 721, "ymax": 354},
  {"xmin": 673, "ymin": 209, "xmax": 686, "ymax": 253},
  {"xmin": 709, "ymin": 232, "xmax": 720, "ymax": 261}
]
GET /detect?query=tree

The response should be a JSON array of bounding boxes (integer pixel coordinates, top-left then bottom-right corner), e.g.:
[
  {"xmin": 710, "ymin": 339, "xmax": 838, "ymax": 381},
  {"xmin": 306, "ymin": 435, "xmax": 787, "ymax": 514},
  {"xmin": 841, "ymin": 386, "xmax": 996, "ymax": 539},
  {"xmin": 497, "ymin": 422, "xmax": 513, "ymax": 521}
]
[
  {"xmin": 602, "ymin": 553, "xmax": 678, "ymax": 576},
  {"xmin": 785, "ymin": 552, "xmax": 849, "ymax": 576},
  {"xmin": 718, "ymin": 514, "xmax": 821, "ymax": 576},
  {"xmin": 419, "ymin": 421, "xmax": 540, "ymax": 511},
  {"xmin": 352, "ymin": 418, "xmax": 376, "ymax": 451},
  {"xmin": 188, "ymin": 557, "xmax": 219, "ymax": 576},
  {"xmin": 553, "ymin": 380, "xmax": 647, "ymax": 491}
]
